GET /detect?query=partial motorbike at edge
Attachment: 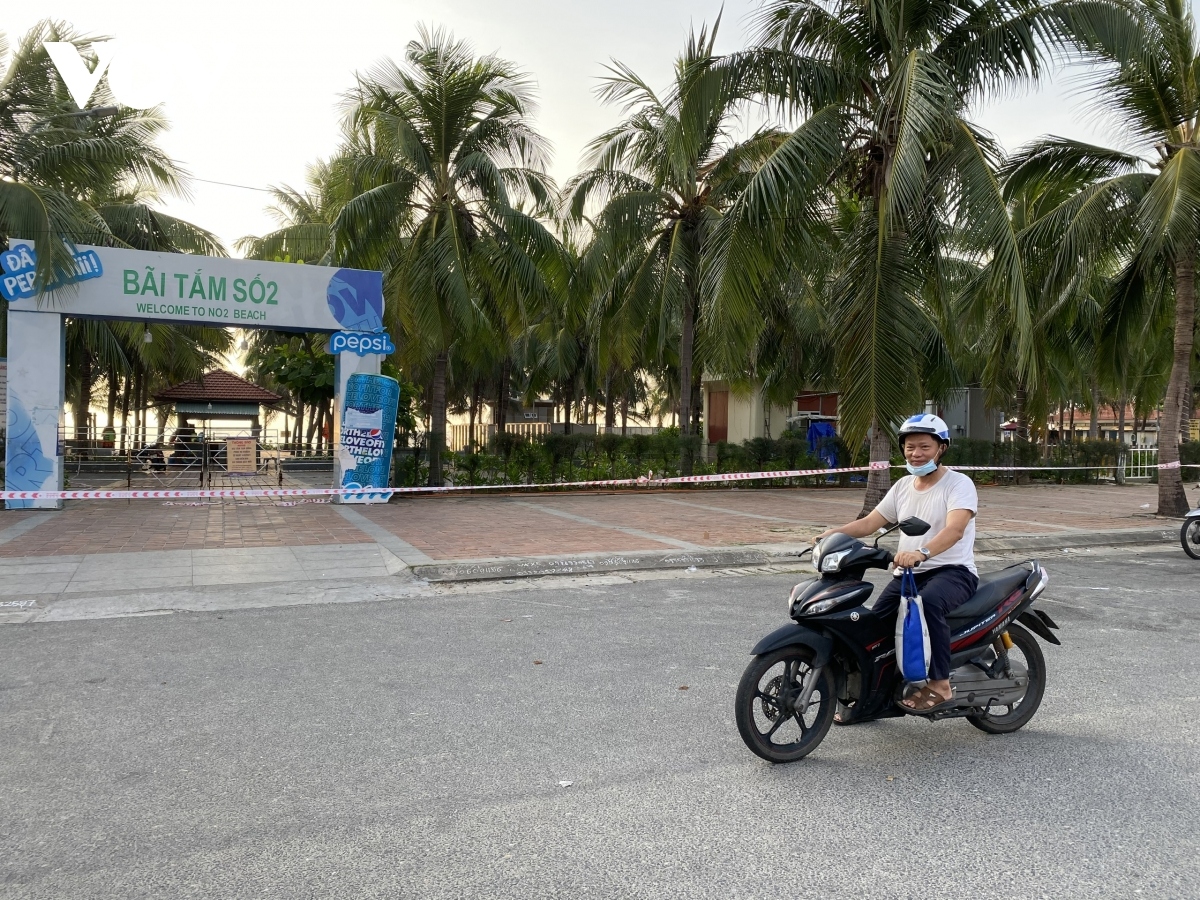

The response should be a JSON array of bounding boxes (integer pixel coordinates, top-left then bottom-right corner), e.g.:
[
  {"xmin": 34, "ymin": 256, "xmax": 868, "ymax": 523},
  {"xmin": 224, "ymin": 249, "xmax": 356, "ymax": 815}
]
[
  {"xmin": 1180, "ymin": 508, "xmax": 1200, "ymax": 559},
  {"xmin": 735, "ymin": 518, "xmax": 1060, "ymax": 763}
]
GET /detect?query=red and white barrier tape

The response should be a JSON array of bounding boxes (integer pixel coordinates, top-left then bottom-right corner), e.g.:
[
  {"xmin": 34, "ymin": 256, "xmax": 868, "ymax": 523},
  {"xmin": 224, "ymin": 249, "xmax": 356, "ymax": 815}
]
[{"xmin": 3, "ymin": 460, "xmax": 1196, "ymax": 501}]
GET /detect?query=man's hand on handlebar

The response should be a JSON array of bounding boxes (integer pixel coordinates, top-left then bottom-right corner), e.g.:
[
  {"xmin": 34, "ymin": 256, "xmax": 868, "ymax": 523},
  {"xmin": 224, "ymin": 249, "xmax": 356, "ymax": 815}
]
[
  {"xmin": 893, "ymin": 549, "xmax": 927, "ymax": 569},
  {"xmin": 812, "ymin": 528, "xmax": 838, "ymax": 543}
]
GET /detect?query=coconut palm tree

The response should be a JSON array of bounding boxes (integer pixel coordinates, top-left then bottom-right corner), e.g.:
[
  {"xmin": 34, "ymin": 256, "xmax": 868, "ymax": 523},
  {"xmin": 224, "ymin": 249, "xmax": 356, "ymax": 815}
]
[
  {"xmin": 958, "ymin": 141, "xmax": 1148, "ymax": 455},
  {"xmin": 0, "ymin": 22, "xmax": 213, "ymax": 289},
  {"xmin": 1011, "ymin": 0, "xmax": 1200, "ymax": 514},
  {"xmin": 568, "ymin": 18, "xmax": 784, "ymax": 474},
  {"xmin": 1, "ymin": 21, "xmax": 228, "ymax": 442},
  {"xmin": 334, "ymin": 26, "xmax": 561, "ymax": 484},
  {"xmin": 236, "ymin": 159, "xmax": 352, "ymax": 266},
  {"xmin": 707, "ymin": 0, "xmax": 1057, "ymax": 510}
]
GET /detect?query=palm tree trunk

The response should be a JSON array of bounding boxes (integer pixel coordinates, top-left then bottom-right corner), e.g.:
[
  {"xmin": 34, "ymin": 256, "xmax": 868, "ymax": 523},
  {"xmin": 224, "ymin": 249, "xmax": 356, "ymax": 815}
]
[
  {"xmin": 293, "ymin": 402, "xmax": 305, "ymax": 454},
  {"xmin": 133, "ymin": 371, "xmax": 143, "ymax": 449},
  {"xmin": 621, "ymin": 391, "xmax": 629, "ymax": 437},
  {"xmin": 604, "ymin": 370, "xmax": 616, "ymax": 430},
  {"xmin": 1158, "ymin": 252, "xmax": 1195, "ymax": 516},
  {"xmin": 73, "ymin": 355, "xmax": 93, "ymax": 444},
  {"xmin": 106, "ymin": 373, "xmax": 117, "ymax": 430},
  {"xmin": 1015, "ymin": 384, "xmax": 1029, "ymax": 443},
  {"xmin": 679, "ymin": 290, "xmax": 697, "ymax": 475},
  {"xmin": 140, "ymin": 374, "xmax": 149, "ymax": 446},
  {"xmin": 310, "ymin": 404, "xmax": 320, "ymax": 452},
  {"xmin": 563, "ymin": 383, "xmax": 574, "ymax": 435},
  {"xmin": 859, "ymin": 418, "xmax": 892, "ymax": 516},
  {"xmin": 120, "ymin": 375, "xmax": 131, "ymax": 454},
  {"xmin": 468, "ymin": 378, "xmax": 480, "ymax": 450},
  {"xmin": 1118, "ymin": 393, "xmax": 1127, "ymax": 445},
  {"xmin": 496, "ymin": 356, "xmax": 510, "ymax": 430},
  {"xmin": 1089, "ymin": 380, "xmax": 1100, "ymax": 439},
  {"xmin": 429, "ymin": 350, "xmax": 448, "ymax": 486},
  {"xmin": 1182, "ymin": 390, "xmax": 1192, "ymax": 446}
]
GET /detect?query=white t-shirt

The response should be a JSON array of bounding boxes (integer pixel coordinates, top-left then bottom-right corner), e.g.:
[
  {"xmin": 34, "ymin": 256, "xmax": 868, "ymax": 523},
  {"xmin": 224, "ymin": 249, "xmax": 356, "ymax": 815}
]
[{"xmin": 874, "ymin": 469, "xmax": 978, "ymax": 575}]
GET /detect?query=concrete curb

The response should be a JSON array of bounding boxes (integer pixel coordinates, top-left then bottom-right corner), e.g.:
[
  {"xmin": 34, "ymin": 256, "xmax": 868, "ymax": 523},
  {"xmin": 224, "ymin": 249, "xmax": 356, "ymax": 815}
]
[
  {"xmin": 410, "ymin": 526, "xmax": 1180, "ymax": 583},
  {"xmin": 411, "ymin": 547, "xmax": 773, "ymax": 582},
  {"xmin": 974, "ymin": 527, "xmax": 1177, "ymax": 553}
]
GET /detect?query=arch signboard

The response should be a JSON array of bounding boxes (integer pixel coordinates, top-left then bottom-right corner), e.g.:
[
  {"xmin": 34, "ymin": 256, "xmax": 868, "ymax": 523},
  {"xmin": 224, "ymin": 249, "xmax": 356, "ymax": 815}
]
[{"xmin": 3, "ymin": 240, "xmax": 394, "ymax": 509}]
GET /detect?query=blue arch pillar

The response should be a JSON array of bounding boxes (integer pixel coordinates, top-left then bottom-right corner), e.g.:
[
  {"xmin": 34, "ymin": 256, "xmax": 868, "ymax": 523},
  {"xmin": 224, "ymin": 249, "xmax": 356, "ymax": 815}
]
[{"xmin": 5, "ymin": 309, "xmax": 66, "ymax": 509}]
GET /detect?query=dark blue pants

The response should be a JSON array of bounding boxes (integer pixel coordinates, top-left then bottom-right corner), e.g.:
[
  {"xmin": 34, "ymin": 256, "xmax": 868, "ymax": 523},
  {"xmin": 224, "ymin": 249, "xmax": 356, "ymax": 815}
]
[{"xmin": 873, "ymin": 565, "xmax": 978, "ymax": 681}]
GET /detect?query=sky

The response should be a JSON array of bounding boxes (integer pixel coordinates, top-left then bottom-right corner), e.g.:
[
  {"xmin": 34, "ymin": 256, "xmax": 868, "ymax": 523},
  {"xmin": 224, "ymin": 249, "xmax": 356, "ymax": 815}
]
[{"xmin": 8, "ymin": 0, "xmax": 1127, "ymax": 253}]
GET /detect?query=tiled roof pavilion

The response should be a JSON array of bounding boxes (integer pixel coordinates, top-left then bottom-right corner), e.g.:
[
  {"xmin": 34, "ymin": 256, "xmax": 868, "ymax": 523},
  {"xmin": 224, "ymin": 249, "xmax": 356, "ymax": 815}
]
[{"xmin": 153, "ymin": 370, "xmax": 281, "ymax": 405}]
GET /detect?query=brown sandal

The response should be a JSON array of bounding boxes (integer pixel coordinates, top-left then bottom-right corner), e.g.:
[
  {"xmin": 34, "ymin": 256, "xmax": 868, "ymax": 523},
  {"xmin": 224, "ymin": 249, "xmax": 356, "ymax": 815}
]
[{"xmin": 899, "ymin": 685, "xmax": 955, "ymax": 714}]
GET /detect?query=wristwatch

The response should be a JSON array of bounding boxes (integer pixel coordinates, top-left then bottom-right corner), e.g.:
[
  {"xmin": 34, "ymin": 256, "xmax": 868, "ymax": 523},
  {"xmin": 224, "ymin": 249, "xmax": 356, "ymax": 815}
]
[{"xmin": 918, "ymin": 547, "xmax": 932, "ymax": 560}]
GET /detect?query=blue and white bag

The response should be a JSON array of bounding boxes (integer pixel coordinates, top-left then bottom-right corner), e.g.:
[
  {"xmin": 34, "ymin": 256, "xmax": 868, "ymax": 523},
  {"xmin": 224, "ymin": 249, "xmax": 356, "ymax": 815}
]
[{"xmin": 895, "ymin": 568, "xmax": 931, "ymax": 683}]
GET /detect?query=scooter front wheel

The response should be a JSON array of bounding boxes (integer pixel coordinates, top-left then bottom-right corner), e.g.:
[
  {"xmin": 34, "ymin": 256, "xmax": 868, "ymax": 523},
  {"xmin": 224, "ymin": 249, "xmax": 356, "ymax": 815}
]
[
  {"xmin": 735, "ymin": 646, "xmax": 836, "ymax": 763},
  {"xmin": 1181, "ymin": 518, "xmax": 1200, "ymax": 559}
]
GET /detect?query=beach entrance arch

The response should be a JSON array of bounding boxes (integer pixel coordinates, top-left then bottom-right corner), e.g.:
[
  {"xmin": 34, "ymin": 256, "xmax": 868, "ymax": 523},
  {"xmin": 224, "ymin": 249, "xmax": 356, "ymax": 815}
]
[{"xmin": 2, "ymin": 240, "xmax": 395, "ymax": 509}]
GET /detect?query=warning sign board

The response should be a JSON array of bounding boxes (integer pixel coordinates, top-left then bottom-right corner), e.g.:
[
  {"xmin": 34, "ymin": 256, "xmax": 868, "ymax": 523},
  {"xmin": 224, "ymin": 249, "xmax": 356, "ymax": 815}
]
[{"xmin": 225, "ymin": 438, "xmax": 257, "ymax": 474}]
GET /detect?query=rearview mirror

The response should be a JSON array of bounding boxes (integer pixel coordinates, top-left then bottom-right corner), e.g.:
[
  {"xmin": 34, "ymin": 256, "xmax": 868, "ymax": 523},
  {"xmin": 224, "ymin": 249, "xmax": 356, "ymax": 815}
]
[{"xmin": 899, "ymin": 517, "xmax": 931, "ymax": 536}]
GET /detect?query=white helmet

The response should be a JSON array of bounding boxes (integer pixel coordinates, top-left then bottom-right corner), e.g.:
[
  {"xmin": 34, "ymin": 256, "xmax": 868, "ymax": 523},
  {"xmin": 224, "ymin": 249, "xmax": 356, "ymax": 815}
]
[{"xmin": 898, "ymin": 413, "xmax": 950, "ymax": 445}]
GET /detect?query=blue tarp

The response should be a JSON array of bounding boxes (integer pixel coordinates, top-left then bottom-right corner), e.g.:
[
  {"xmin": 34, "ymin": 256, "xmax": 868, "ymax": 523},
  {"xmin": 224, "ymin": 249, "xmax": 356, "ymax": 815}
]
[{"xmin": 807, "ymin": 420, "xmax": 838, "ymax": 468}]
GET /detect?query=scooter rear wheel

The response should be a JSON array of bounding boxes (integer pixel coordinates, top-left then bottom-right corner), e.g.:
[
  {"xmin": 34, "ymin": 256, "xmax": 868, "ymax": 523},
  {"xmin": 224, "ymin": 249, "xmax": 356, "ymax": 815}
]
[
  {"xmin": 966, "ymin": 623, "xmax": 1045, "ymax": 734},
  {"xmin": 735, "ymin": 646, "xmax": 836, "ymax": 763}
]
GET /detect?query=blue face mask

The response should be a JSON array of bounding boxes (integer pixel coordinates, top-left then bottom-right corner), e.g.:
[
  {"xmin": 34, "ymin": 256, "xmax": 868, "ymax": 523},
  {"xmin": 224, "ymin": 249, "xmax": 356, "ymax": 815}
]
[{"xmin": 906, "ymin": 459, "xmax": 938, "ymax": 477}]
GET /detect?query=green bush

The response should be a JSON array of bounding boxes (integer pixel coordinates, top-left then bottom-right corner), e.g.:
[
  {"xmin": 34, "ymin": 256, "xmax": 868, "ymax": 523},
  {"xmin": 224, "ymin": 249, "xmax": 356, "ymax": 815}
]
[
  {"xmin": 778, "ymin": 432, "xmax": 806, "ymax": 468},
  {"xmin": 743, "ymin": 437, "xmax": 777, "ymax": 470},
  {"xmin": 576, "ymin": 433, "xmax": 598, "ymax": 468},
  {"xmin": 993, "ymin": 439, "xmax": 1040, "ymax": 469},
  {"xmin": 714, "ymin": 440, "xmax": 737, "ymax": 472},
  {"xmin": 596, "ymin": 433, "xmax": 625, "ymax": 474},
  {"xmin": 651, "ymin": 427, "xmax": 681, "ymax": 475},
  {"xmin": 627, "ymin": 433, "xmax": 652, "ymax": 469},
  {"xmin": 942, "ymin": 438, "xmax": 994, "ymax": 468},
  {"xmin": 1180, "ymin": 441, "xmax": 1200, "ymax": 467},
  {"xmin": 542, "ymin": 432, "xmax": 578, "ymax": 479},
  {"xmin": 1050, "ymin": 438, "xmax": 1123, "ymax": 482},
  {"xmin": 678, "ymin": 433, "xmax": 702, "ymax": 472},
  {"xmin": 454, "ymin": 450, "xmax": 484, "ymax": 485},
  {"xmin": 490, "ymin": 430, "xmax": 523, "ymax": 463}
]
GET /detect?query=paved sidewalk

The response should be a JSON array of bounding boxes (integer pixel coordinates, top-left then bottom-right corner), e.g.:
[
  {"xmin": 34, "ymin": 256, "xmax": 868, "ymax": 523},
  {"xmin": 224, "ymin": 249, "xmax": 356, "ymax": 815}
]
[{"xmin": 0, "ymin": 482, "xmax": 1184, "ymax": 599}]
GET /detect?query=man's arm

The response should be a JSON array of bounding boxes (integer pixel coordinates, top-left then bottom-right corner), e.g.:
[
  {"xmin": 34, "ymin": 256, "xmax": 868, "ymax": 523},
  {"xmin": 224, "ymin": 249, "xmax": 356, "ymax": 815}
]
[
  {"xmin": 893, "ymin": 508, "xmax": 973, "ymax": 568},
  {"xmin": 814, "ymin": 509, "xmax": 891, "ymax": 542}
]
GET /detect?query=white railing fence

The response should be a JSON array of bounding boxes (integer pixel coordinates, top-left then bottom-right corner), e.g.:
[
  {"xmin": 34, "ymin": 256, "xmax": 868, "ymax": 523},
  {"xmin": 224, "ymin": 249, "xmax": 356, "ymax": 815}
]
[
  {"xmin": 1122, "ymin": 447, "xmax": 1159, "ymax": 481},
  {"xmin": 447, "ymin": 422, "xmax": 552, "ymax": 452}
]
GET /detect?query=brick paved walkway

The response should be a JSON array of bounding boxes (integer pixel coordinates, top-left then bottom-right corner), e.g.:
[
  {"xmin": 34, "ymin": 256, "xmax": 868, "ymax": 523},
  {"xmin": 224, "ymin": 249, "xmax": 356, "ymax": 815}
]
[
  {"xmin": 0, "ymin": 502, "xmax": 369, "ymax": 557},
  {"xmin": 0, "ymin": 482, "xmax": 1178, "ymax": 561}
]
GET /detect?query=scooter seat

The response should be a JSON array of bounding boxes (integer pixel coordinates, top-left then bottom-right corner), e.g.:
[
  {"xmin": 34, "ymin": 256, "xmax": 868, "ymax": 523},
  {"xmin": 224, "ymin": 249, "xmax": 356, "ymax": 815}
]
[{"xmin": 946, "ymin": 565, "xmax": 1030, "ymax": 624}]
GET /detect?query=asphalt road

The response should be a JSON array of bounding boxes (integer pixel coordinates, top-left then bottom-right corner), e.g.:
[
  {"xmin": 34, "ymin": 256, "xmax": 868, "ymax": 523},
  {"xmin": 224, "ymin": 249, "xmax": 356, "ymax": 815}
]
[{"xmin": 1, "ymin": 547, "xmax": 1197, "ymax": 899}]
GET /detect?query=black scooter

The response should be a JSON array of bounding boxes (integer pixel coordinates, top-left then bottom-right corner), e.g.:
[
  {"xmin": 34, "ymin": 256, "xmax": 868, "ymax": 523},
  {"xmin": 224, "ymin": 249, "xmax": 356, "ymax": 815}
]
[{"xmin": 735, "ymin": 517, "xmax": 1061, "ymax": 763}]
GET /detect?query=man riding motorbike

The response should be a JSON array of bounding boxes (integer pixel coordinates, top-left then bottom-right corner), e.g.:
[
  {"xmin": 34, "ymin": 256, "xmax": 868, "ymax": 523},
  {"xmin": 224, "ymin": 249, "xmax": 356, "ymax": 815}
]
[{"xmin": 814, "ymin": 414, "xmax": 978, "ymax": 715}]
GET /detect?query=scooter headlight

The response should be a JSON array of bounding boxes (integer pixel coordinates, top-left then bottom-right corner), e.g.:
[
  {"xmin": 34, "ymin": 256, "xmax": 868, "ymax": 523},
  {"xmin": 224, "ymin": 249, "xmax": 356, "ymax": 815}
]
[
  {"xmin": 799, "ymin": 596, "xmax": 840, "ymax": 616},
  {"xmin": 819, "ymin": 550, "xmax": 849, "ymax": 573}
]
